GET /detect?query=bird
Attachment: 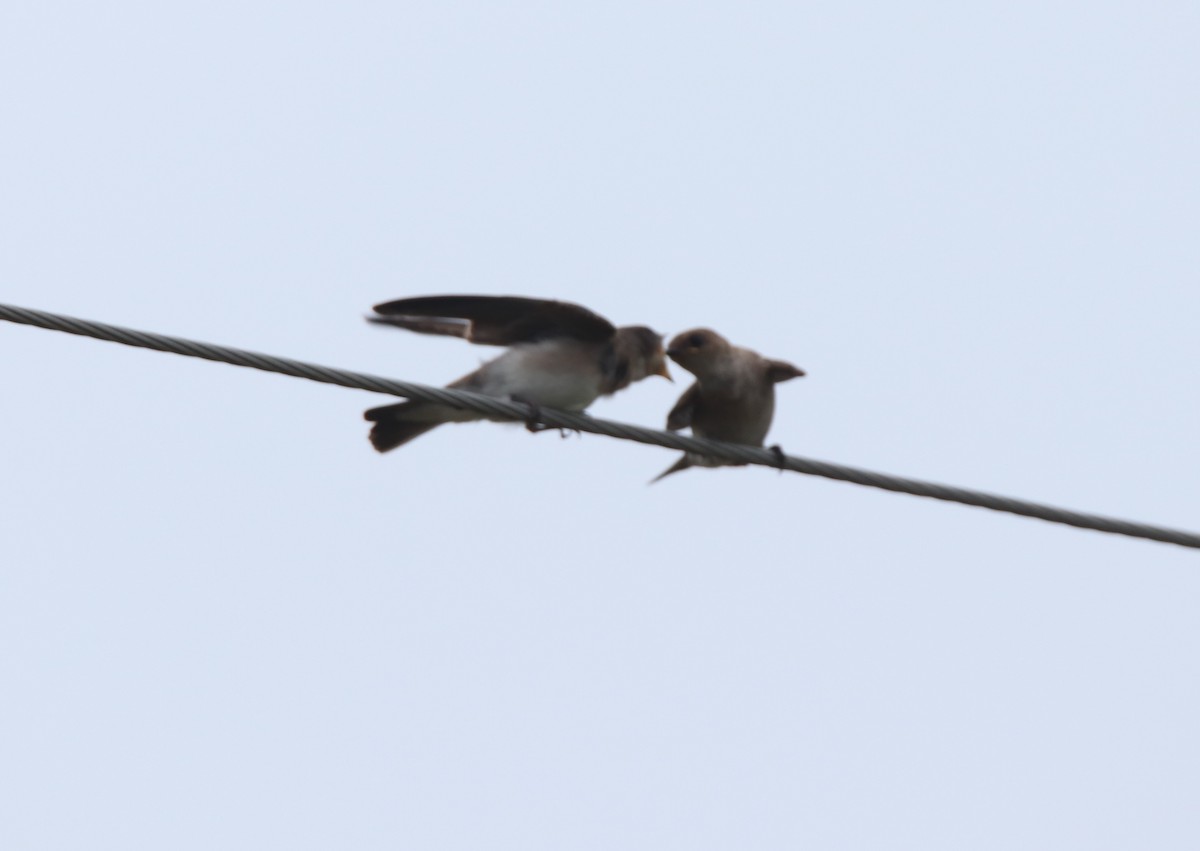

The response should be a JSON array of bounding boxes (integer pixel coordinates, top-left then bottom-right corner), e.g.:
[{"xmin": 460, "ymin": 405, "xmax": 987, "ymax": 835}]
[
  {"xmin": 652, "ymin": 328, "xmax": 804, "ymax": 482},
  {"xmin": 363, "ymin": 295, "xmax": 672, "ymax": 452}
]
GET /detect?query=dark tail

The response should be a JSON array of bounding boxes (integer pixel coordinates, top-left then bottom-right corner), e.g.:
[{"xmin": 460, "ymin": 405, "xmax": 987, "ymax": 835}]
[
  {"xmin": 364, "ymin": 402, "xmax": 443, "ymax": 453},
  {"xmin": 649, "ymin": 454, "xmax": 692, "ymax": 484}
]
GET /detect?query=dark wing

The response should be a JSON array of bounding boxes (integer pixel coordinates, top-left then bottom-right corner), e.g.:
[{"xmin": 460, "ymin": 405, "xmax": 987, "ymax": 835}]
[
  {"xmin": 765, "ymin": 359, "xmax": 806, "ymax": 383},
  {"xmin": 665, "ymin": 382, "xmax": 700, "ymax": 431},
  {"xmin": 371, "ymin": 295, "xmax": 616, "ymax": 346},
  {"xmin": 367, "ymin": 314, "xmax": 474, "ymax": 339}
]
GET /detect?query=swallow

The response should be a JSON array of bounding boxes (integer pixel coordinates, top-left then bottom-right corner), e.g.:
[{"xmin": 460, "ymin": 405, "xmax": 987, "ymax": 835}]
[
  {"xmin": 364, "ymin": 295, "xmax": 671, "ymax": 452},
  {"xmin": 652, "ymin": 328, "xmax": 804, "ymax": 482}
]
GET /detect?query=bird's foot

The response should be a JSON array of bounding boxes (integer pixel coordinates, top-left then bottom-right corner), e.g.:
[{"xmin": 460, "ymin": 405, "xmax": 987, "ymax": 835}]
[
  {"xmin": 511, "ymin": 395, "xmax": 553, "ymax": 434},
  {"xmin": 768, "ymin": 444, "xmax": 787, "ymax": 472},
  {"xmin": 510, "ymin": 396, "xmax": 582, "ymax": 438}
]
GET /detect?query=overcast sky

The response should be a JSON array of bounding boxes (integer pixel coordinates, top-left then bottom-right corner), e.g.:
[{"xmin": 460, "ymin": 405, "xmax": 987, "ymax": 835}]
[{"xmin": 2, "ymin": 2, "xmax": 1199, "ymax": 848}]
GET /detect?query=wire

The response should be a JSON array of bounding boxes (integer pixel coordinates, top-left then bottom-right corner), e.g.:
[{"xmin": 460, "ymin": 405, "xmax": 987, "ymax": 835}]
[{"xmin": 2, "ymin": 301, "xmax": 1197, "ymax": 550}]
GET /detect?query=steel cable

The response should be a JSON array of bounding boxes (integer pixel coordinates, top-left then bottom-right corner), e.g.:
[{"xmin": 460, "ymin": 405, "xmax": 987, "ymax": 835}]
[{"xmin": 3, "ymin": 302, "xmax": 1196, "ymax": 550}]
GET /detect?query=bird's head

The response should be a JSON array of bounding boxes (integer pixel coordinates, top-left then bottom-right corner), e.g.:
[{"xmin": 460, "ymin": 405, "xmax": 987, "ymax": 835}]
[
  {"xmin": 612, "ymin": 326, "xmax": 672, "ymax": 389},
  {"xmin": 665, "ymin": 328, "xmax": 732, "ymax": 376}
]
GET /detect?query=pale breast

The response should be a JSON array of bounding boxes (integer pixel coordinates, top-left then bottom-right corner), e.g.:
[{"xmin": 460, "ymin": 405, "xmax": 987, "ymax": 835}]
[{"xmin": 481, "ymin": 341, "xmax": 606, "ymax": 411}]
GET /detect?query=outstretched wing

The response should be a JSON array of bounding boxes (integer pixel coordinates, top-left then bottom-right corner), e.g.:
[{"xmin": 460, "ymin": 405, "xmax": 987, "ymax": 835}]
[{"xmin": 370, "ymin": 295, "xmax": 616, "ymax": 346}]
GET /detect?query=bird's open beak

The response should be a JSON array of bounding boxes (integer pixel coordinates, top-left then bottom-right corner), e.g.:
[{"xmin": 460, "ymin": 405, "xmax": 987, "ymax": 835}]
[{"xmin": 655, "ymin": 361, "xmax": 673, "ymax": 381}]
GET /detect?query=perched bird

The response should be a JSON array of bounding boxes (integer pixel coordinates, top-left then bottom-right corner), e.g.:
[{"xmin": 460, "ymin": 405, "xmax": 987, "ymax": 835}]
[
  {"xmin": 652, "ymin": 328, "xmax": 804, "ymax": 482},
  {"xmin": 364, "ymin": 295, "xmax": 671, "ymax": 452}
]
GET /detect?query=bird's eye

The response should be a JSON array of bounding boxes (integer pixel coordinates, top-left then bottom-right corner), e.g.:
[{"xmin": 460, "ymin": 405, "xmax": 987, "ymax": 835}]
[{"xmin": 688, "ymin": 333, "xmax": 704, "ymax": 348}]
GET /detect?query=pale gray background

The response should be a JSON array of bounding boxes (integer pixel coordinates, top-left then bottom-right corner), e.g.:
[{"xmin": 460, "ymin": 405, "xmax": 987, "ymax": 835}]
[{"xmin": 2, "ymin": 2, "xmax": 1198, "ymax": 848}]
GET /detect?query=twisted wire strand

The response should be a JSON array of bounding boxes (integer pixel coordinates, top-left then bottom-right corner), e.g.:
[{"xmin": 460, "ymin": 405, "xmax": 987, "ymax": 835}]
[{"xmin": 2, "ymin": 302, "xmax": 1197, "ymax": 550}]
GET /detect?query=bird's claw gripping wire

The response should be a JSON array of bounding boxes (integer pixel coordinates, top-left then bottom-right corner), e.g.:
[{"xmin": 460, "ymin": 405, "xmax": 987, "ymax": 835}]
[
  {"xmin": 510, "ymin": 396, "xmax": 549, "ymax": 433},
  {"xmin": 510, "ymin": 396, "xmax": 583, "ymax": 439}
]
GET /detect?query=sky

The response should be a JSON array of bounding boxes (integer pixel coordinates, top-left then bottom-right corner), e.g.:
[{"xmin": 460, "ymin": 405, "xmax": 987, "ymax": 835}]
[{"xmin": 2, "ymin": 1, "xmax": 1198, "ymax": 848}]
